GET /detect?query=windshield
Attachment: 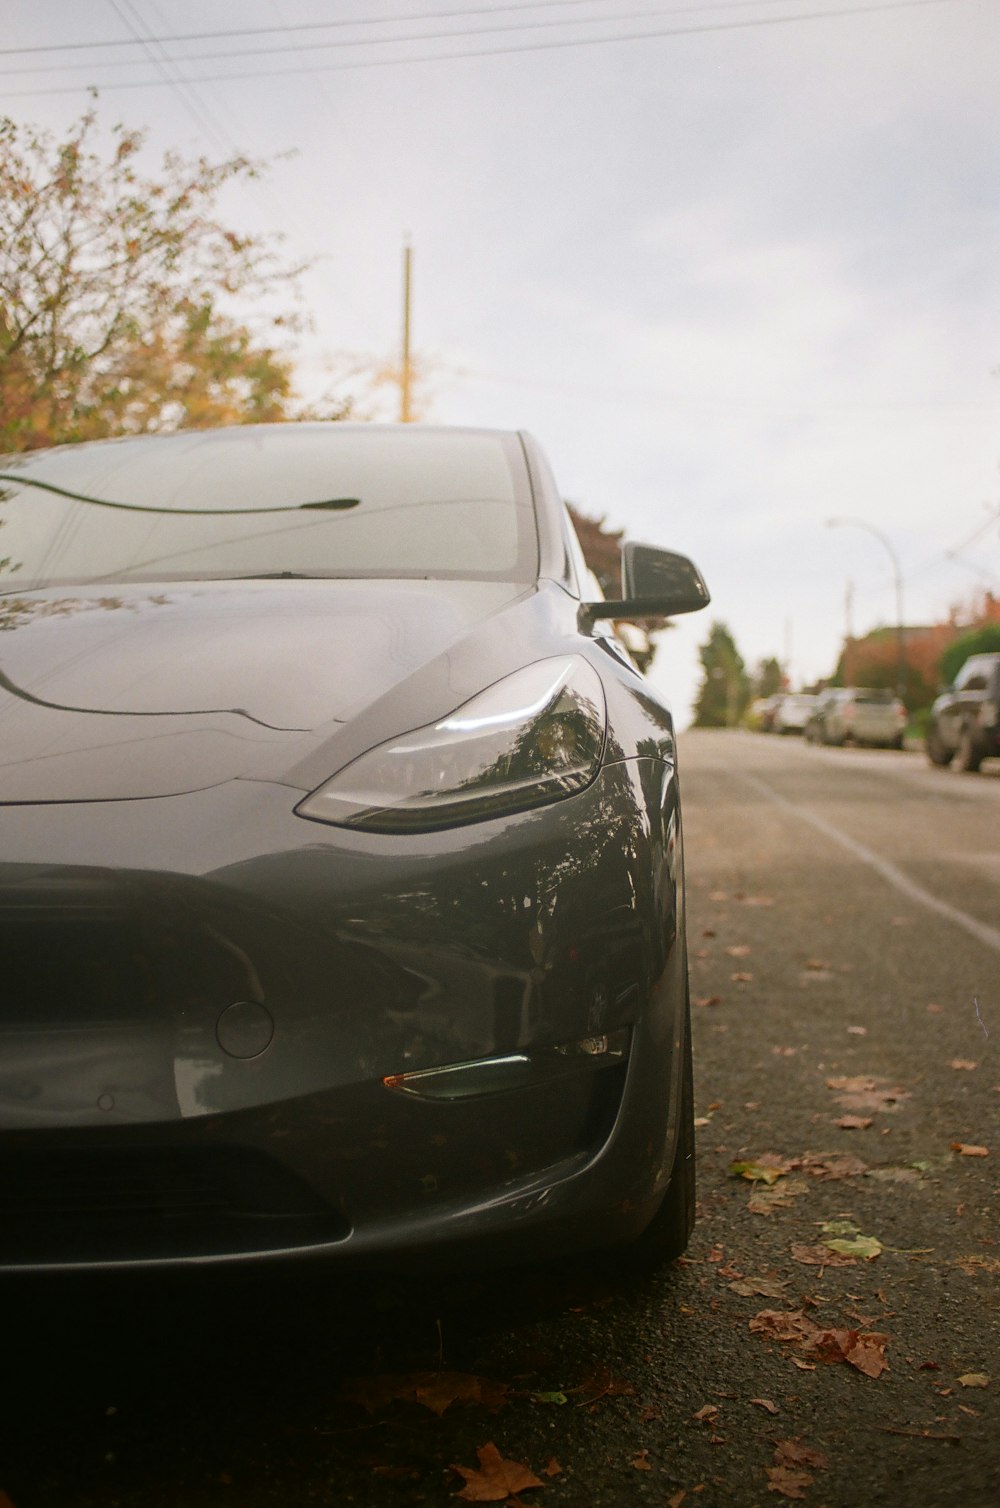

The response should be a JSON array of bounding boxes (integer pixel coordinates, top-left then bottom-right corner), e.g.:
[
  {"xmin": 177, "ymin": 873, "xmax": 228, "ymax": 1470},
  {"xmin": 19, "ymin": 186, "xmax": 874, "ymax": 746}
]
[{"xmin": 0, "ymin": 425, "xmax": 538, "ymax": 590}]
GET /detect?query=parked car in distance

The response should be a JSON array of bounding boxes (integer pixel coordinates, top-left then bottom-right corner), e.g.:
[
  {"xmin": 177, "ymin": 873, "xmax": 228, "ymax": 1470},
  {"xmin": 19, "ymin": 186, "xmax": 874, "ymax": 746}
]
[
  {"xmin": 0, "ymin": 422, "xmax": 710, "ymax": 1276},
  {"xmin": 805, "ymin": 687, "xmax": 906, "ymax": 749},
  {"xmin": 771, "ymin": 692, "xmax": 818, "ymax": 734},
  {"xmin": 925, "ymin": 653, "xmax": 1000, "ymax": 772}
]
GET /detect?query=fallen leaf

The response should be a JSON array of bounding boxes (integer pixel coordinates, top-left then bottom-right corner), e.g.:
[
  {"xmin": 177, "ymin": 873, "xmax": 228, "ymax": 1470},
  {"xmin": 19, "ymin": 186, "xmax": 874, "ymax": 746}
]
[
  {"xmin": 631, "ymin": 1450, "xmax": 653, "ymax": 1470},
  {"xmin": 542, "ymin": 1459, "xmax": 562, "ymax": 1479},
  {"xmin": 773, "ymin": 1046, "xmax": 798, "ymax": 1057},
  {"xmin": 726, "ymin": 944, "xmax": 752, "ymax": 957},
  {"xmin": 827, "ymin": 1076, "xmax": 911, "ymax": 1113},
  {"xmin": 574, "ymin": 1369, "xmax": 635, "ymax": 1406},
  {"xmin": 804, "ymin": 958, "xmax": 831, "ymax": 971},
  {"xmin": 694, "ymin": 995, "xmax": 722, "ymax": 1008},
  {"xmin": 836, "ymin": 1116, "xmax": 873, "ymax": 1131},
  {"xmin": 729, "ymin": 1275, "xmax": 789, "ymax": 1298},
  {"xmin": 949, "ymin": 1060, "xmax": 978, "ymax": 1071},
  {"xmin": 748, "ymin": 1177, "xmax": 809, "ymax": 1215},
  {"xmin": 739, "ymin": 893, "xmax": 775, "ymax": 906},
  {"xmin": 791, "ymin": 1357, "xmax": 817, "ymax": 1371},
  {"xmin": 847, "ymin": 1025, "xmax": 868, "ymax": 1036},
  {"xmin": 773, "ymin": 1441, "xmax": 829, "ymax": 1471},
  {"xmin": 951, "ymin": 1143, "xmax": 989, "ymax": 1157},
  {"xmin": 926, "ymin": 1003, "xmax": 944, "ymax": 1014},
  {"xmin": 529, "ymin": 1392, "xmax": 567, "ymax": 1406},
  {"xmin": 450, "ymin": 1443, "xmax": 543, "ymax": 1502},
  {"xmin": 766, "ymin": 1465, "xmax": 814, "ymax": 1499},
  {"xmin": 693, "ymin": 1404, "xmax": 720, "ymax": 1423},
  {"xmin": 750, "ymin": 1397, "xmax": 780, "ymax": 1414},
  {"xmin": 797, "ymin": 1152, "xmax": 868, "ymax": 1179},
  {"xmin": 701, "ymin": 927, "xmax": 717, "ymax": 938},
  {"xmin": 340, "ymin": 1372, "xmax": 507, "ymax": 1417},
  {"xmin": 957, "ymin": 1373, "xmax": 989, "ymax": 1388},
  {"xmin": 731, "ymin": 971, "xmax": 753, "ymax": 982},
  {"xmin": 668, "ymin": 1493, "xmax": 687, "ymax": 1508},
  {"xmin": 952, "ymin": 1254, "xmax": 1000, "ymax": 1276},
  {"xmin": 790, "ymin": 1243, "xmax": 856, "ymax": 1268},
  {"xmin": 709, "ymin": 890, "xmax": 728, "ymax": 902},
  {"xmin": 819, "ymin": 1222, "xmax": 883, "ymax": 1262},
  {"xmin": 728, "ymin": 1158, "xmax": 791, "ymax": 1185}
]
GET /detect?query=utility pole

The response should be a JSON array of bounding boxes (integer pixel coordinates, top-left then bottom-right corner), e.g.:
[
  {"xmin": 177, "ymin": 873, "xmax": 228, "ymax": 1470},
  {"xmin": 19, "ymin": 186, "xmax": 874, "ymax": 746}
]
[
  {"xmin": 400, "ymin": 240, "xmax": 413, "ymax": 423},
  {"xmin": 826, "ymin": 517, "xmax": 905, "ymax": 697}
]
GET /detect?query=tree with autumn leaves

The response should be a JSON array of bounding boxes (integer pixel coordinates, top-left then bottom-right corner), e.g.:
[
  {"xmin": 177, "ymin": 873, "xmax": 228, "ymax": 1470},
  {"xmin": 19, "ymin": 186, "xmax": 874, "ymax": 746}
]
[{"xmin": 0, "ymin": 111, "xmax": 334, "ymax": 452}]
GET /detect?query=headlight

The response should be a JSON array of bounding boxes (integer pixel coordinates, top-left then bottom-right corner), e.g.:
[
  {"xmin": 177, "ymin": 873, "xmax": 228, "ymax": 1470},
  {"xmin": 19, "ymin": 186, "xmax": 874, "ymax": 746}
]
[{"xmin": 295, "ymin": 656, "xmax": 606, "ymax": 832}]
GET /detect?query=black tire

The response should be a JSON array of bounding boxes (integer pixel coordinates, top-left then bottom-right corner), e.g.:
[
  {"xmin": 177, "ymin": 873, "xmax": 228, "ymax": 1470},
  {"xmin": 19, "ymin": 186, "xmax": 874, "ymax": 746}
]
[
  {"xmin": 926, "ymin": 727, "xmax": 954, "ymax": 767},
  {"xmin": 891, "ymin": 733, "xmax": 904, "ymax": 751},
  {"xmin": 626, "ymin": 1004, "xmax": 695, "ymax": 1269},
  {"xmin": 955, "ymin": 726, "xmax": 983, "ymax": 773}
]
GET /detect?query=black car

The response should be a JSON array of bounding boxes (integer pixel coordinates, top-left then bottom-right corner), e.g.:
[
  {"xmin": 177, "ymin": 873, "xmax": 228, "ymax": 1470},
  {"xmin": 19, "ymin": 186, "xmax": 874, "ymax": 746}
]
[
  {"xmin": 926, "ymin": 652, "xmax": 1000, "ymax": 773},
  {"xmin": 0, "ymin": 424, "xmax": 709, "ymax": 1273}
]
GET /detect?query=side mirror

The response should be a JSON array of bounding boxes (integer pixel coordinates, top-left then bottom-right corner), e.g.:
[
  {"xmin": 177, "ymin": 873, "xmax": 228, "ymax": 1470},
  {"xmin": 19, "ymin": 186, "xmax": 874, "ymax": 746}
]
[{"xmin": 580, "ymin": 541, "xmax": 710, "ymax": 625}]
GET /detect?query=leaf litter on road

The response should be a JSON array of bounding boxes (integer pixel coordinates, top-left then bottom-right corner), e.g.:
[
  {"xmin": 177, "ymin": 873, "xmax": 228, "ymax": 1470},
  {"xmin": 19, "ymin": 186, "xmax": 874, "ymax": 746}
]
[
  {"xmin": 339, "ymin": 1372, "xmax": 508, "ymax": 1417},
  {"xmin": 749, "ymin": 1309, "xmax": 890, "ymax": 1378}
]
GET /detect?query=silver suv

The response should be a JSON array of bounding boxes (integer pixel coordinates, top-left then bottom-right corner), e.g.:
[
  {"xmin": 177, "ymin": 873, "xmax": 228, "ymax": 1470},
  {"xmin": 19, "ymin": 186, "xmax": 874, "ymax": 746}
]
[
  {"xmin": 926, "ymin": 653, "xmax": 1000, "ymax": 773},
  {"xmin": 806, "ymin": 687, "xmax": 906, "ymax": 748}
]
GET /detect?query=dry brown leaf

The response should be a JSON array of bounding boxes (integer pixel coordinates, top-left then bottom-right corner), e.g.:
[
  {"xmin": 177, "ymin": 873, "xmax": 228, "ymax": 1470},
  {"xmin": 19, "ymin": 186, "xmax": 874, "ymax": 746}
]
[
  {"xmin": 790, "ymin": 1243, "xmax": 855, "ymax": 1268},
  {"xmin": 542, "ymin": 1458, "xmax": 562, "ymax": 1479},
  {"xmin": 668, "ymin": 1493, "xmax": 687, "ymax": 1508},
  {"xmin": 804, "ymin": 958, "xmax": 831, "ymax": 971},
  {"xmin": 731, "ymin": 971, "xmax": 753, "ymax": 983},
  {"xmin": 740, "ymin": 894, "xmax": 776, "ymax": 906},
  {"xmin": 951, "ymin": 1143, "xmax": 989, "ymax": 1157},
  {"xmin": 952, "ymin": 1254, "xmax": 1000, "ymax": 1276},
  {"xmin": 693, "ymin": 1403, "xmax": 720, "ymax": 1423},
  {"xmin": 796, "ymin": 1152, "xmax": 868, "ymax": 1179},
  {"xmin": 750, "ymin": 1310, "xmax": 889, "ymax": 1378},
  {"xmin": 750, "ymin": 1397, "xmax": 780, "ymax": 1414},
  {"xmin": 340, "ymin": 1372, "xmax": 507, "ymax": 1417},
  {"xmin": 726, "ymin": 944, "xmax": 752, "ymax": 957},
  {"xmin": 450, "ymin": 1443, "xmax": 543, "ymax": 1502},
  {"xmin": 827, "ymin": 1075, "xmax": 911, "ymax": 1113},
  {"xmin": 694, "ymin": 994, "xmax": 723, "ymax": 1008},
  {"xmin": 957, "ymin": 1373, "xmax": 989, "ymax": 1388},
  {"xmin": 631, "ymin": 1450, "xmax": 653, "ymax": 1471},
  {"xmin": 773, "ymin": 1441, "xmax": 829, "ymax": 1471},
  {"xmin": 773, "ymin": 1046, "xmax": 798, "ymax": 1057},
  {"xmin": 766, "ymin": 1465, "xmax": 814, "ymax": 1499},
  {"xmin": 729, "ymin": 1275, "xmax": 789, "ymax": 1298},
  {"xmin": 949, "ymin": 1060, "xmax": 978, "ymax": 1071},
  {"xmin": 836, "ymin": 1115, "xmax": 873, "ymax": 1130}
]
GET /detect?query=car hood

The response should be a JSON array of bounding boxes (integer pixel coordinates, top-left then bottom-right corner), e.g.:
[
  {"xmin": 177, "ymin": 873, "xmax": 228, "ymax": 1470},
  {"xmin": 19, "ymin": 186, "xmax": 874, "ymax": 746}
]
[{"xmin": 0, "ymin": 579, "xmax": 530, "ymax": 802}]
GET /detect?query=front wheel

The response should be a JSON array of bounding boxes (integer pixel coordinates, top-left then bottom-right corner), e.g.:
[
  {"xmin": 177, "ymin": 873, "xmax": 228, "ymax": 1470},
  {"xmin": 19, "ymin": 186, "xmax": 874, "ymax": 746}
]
[
  {"xmin": 625, "ymin": 1007, "xmax": 695, "ymax": 1270},
  {"xmin": 926, "ymin": 727, "xmax": 953, "ymax": 767},
  {"xmin": 955, "ymin": 726, "xmax": 983, "ymax": 773}
]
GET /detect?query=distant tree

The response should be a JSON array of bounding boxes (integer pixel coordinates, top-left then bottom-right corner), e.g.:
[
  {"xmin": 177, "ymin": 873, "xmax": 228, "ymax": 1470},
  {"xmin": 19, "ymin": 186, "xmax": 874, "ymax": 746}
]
[
  {"xmin": 939, "ymin": 623, "xmax": 1000, "ymax": 685},
  {"xmin": 0, "ymin": 110, "xmax": 338, "ymax": 451},
  {"xmin": 751, "ymin": 656, "xmax": 784, "ymax": 699},
  {"xmin": 692, "ymin": 621, "xmax": 750, "ymax": 727}
]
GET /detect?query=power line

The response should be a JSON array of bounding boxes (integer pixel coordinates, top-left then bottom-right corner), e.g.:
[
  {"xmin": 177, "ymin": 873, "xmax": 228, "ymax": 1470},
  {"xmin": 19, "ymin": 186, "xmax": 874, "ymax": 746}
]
[
  {"xmin": 2, "ymin": 0, "xmax": 962, "ymax": 97},
  {"xmin": 1, "ymin": 0, "xmax": 850, "ymax": 75},
  {"xmin": 0, "ymin": 0, "xmax": 615, "ymax": 56}
]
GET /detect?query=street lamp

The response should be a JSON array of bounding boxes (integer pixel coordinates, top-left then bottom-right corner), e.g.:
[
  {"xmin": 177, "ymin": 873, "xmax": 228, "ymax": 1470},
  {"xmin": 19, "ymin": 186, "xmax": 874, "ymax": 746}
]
[{"xmin": 825, "ymin": 516, "xmax": 906, "ymax": 698}]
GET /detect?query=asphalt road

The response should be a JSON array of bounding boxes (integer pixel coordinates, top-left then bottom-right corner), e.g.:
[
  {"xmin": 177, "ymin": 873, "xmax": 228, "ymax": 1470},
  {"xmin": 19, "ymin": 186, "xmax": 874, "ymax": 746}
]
[{"xmin": 4, "ymin": 730, "xmax": 998, "ymax": 1508}]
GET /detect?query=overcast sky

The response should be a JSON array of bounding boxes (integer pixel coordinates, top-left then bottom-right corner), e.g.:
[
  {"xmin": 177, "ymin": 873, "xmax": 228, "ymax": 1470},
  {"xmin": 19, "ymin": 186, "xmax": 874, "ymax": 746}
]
[{"xmin": 6, "ymin": 0, "xmax": 999, "ymax": 722}]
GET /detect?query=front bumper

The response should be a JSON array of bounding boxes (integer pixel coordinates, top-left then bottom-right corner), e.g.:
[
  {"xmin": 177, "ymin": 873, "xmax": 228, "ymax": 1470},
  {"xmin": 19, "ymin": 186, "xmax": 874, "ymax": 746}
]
[{"xmin": 0, "ymin": 761, "xmax": 687, "ymax": 1271}]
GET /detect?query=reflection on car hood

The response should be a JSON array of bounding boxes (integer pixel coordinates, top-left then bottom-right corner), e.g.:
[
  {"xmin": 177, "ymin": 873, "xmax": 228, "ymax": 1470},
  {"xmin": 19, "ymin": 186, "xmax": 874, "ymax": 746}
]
[{"xmin": 0, "ymin": 579, "xmax": 527, "ymax": 803}]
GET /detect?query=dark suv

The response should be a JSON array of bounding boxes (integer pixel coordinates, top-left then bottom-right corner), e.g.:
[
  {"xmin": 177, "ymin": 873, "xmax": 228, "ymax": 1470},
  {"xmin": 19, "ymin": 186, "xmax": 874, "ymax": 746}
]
[{"xmin": 926, "ymin": 653, "xmax": 1000, "ymax": 772}]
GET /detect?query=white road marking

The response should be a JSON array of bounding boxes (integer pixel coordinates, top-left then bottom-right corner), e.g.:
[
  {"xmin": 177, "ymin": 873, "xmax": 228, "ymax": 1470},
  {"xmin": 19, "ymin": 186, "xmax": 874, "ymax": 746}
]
[{"xmin": 737, "ymin": 769, "xmax": 1000, "ymax": 957}]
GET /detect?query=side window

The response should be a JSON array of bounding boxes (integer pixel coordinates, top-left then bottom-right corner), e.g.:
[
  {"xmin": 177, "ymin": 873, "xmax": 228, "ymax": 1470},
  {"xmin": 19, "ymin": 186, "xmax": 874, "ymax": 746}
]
[{"xmin": 955, "ymin": 659, "xmax": 988, "ymax": 692}]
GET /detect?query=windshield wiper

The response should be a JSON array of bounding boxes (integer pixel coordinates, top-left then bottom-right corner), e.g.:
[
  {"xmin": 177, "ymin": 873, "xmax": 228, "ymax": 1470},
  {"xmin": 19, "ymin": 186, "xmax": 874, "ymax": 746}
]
[{"xmin": 0, "ymin": 473, "xmax": 359, "ymax": 515}]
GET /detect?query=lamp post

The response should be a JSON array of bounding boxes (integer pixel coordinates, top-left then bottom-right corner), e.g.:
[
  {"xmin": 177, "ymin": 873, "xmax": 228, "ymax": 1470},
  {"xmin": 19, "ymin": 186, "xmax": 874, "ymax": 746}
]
[{"xmin": 825, "ymin": 516, "xmax": 906, "ymax": 699}]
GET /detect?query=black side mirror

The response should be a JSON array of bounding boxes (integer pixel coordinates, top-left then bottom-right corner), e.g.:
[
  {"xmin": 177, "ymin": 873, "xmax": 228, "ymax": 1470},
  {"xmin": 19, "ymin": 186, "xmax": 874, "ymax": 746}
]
[{"xmin": 580, "ymin": 541, "xmax": 710, "ymax": 625}]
